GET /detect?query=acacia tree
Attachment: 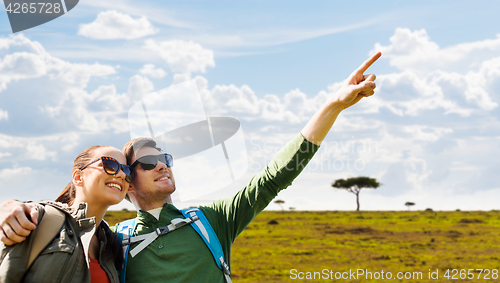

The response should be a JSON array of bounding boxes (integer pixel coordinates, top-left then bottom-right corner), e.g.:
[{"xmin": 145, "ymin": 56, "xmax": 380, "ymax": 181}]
[
  {"xmin": 274, "ymin": 199, "xmax": 285, "ymax": 211},
  {"xmin": 332, "ymin": 176, "xmax": 380, "ymax": 211},
  {"xmin": 405, "ymin": 202, "xmax": 415, "ymax": 211}
]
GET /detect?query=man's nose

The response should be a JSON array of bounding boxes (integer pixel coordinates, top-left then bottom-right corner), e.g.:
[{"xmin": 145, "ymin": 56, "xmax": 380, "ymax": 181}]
[{"xmin": 156, "ymin": 160, "xmax": 168, "ymax": 171}]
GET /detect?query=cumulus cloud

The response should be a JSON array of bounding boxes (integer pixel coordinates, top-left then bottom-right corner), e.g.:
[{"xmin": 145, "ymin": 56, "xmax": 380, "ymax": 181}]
[
  {"xmin": 0, "ymin": 35, "xmax": 55, "ymax": 91},
  {"xmin": 372, "ymin": 28, "xmax": 500, "ymax": 74},
  {"xmin": 144, "ymin": 39, "xmax": 215, "ymax": 74},
  {"xmin": 0, "ymin": 34, "xmax": 134, "ymax": 138},
  {"xmin": 371, "ymin": 29, "xmax": 500, "ymax": 117},
  {"xmin": 0, "ymin": 109, "xmax": 7, "ymax": 121},
  {"xmin": 402, "ymin": 125, "xmax": 453, "ymax": 142},
  {"xmin": 78, "ymin": 10, "xmax": 158, "ymax": 40},
  {"xmin": 128, "ymin": 74, "xmax": 154, "ymax": 102},
  {"xmin": 369, "ymin": 61, "xmax": 500, "ymax": 117},
  {"xmin": 0, "ymin": 34, "xmax": 116, "ymax": 96},
  {"xmin": 208, "ymin": 84, "xmax": 260, "ymax": 115},
  {"xmin": 0, "ymin": 166, "xmax": 76, "ymax": 202},
  {"xmin": 0, "ymin": 166, "xmax": 32, "ymax": 180},
  {"xmin": 403, "ymin": 157, "xmax": 432, "ymax": 190},
  {"xmin": 196, "ymin": 76, "xmax": 323, "ymax": 124},
  {"xmin": 0, "ymin": 133, "xmax": 71, "ymax": 162},
  {"xmin": 139, "ymin": 64, "xmax": 167, "ymax": 78}
]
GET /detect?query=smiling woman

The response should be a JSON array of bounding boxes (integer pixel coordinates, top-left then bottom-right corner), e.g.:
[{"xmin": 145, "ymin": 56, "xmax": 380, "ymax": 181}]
[{"xmin": 0, "ymin": 145, "xmax": 130, "ymax": 283}]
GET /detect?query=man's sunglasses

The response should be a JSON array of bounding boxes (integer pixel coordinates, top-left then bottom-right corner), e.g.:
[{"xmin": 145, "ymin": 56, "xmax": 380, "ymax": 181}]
[
  {"xmin": 80, "ymin": 156, "xmax": 132, "ymax": 183},
  {"xmin": 130, "ymin": 153, "xmax": 174, "ymax": 171}
]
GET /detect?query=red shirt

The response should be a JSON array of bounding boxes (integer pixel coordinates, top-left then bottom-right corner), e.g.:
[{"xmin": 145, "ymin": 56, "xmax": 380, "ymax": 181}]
[{"xmin": 89, "ymin": 257, "xmax": 111, "ymax": 283}]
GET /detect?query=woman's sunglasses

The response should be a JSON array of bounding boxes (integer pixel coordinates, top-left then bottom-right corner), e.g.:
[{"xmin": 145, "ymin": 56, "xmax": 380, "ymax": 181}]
[
  {"xmin": 80, "ymin": 156, "xmax": 132, "ymax": 183},
  {"xmin": 130, "ymin": 153, "xmax": 174, "ymax": 171}
]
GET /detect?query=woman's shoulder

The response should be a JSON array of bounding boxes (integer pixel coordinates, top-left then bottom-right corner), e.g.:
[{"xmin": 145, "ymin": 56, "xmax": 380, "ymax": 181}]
[{"xmin": 38, "ymin": 200, "xmax": 71, "ymax": 212}]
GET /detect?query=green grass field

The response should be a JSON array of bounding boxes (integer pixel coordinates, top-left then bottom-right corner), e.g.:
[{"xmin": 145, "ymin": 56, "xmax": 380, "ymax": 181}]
[{"xmin": 105, "ymin": 210, "xmax": 500, "ymax": 282}]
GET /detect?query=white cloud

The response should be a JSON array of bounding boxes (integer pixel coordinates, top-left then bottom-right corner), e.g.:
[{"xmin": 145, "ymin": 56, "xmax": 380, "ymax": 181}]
[
  {"xmin": 462, "ymin": 57, "xmax": 500, "ymax": 110},
  {"xmin": 450, "ymin": 161, "xmax": 481, "ymax": 172},
  {"xmin": 198, "ymin": 78, "xmax": 321, "ymax": 124},
  {"xmin": 139, "ymin": 64, "xmax": 167, "ymax": 78},
  {"xmin": 402, "ymin": 125, "xmax": 453, "ymax": 142},
  {"xmin": 0, "ymin": 133, "xmax": 78, "ymax": 161},
  {"xmin": 0, "ymin": 166, "xmax": 75, "ymax": 202},
  {"xmin": 370, "ymin": 66, "xmax": 500, "ymax": 116},
  {"xmin": 144, "ymin": 39, "xmax": 215, "ymax": 74},
  {"xmin": 0, "ymin": 109, "xmax": 7, "ymax": 121},
  {"xmin": 372, "ymin": 28, "xmax": 500, "ymax": 74},
  {"xmin": 0, "ymin": 52, "xmax": 47, "ymax": 82},
  {"xmin": 0, "ymin": 152, "xmax": 11, "ymax": 158},
  {"xmin": 128, "ymin": 75, "xmax": 154, "ymax": 103},
  {"xmin": 0, "ymin": 35, "xmax": 56, "ymax": 91},
  {"xmin": 0, "ymin": 167, "xmax": 32, "ymax": 180},
  {"xmin": 81, "ymin": 0, "xmax": 195, "ymax": 29},
  {"xmin": 208, "ymin": 84, "xmax": 260, "ymax": 115},
  {"xmin": 78, "ymin": 10, "xmax": 158, "ymax": 40},
  {"xmin": 0, "ymin": 34, "xmax": 135, "ymax": 137},
  {"xmin": 173, "ymin": 73, "xmax": 191, "ymax": 84},
  {"xmin": 25, "ymin": 143, "xmax": 56, "ymax": 161},
  {"xmin": 403, "ymin": 157, "xmax": 432, "ymax": 190},
  {"xmin": 93, "ymin": 85, "xmax": 131, "ymax": 112},
  {"xmin": 55, "ymin": 62, "xmax": 116, "ymax": 87},
  {"xmin": 0, "ymin": 34, "xmax": 116, "ymax": 95}
]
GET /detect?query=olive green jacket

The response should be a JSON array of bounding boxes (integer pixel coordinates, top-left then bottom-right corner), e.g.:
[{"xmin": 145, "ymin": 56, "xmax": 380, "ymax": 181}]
[{"xmin": 0, "ymin": 201, "xmax": 120, "ymax": 283}]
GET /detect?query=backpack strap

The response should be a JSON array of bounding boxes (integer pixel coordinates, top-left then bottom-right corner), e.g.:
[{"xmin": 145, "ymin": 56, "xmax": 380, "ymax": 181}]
[
  {"xmin": 116, "ymin": 218, "xmax": 137, "ymax": 283},
  {"xmin": 126, "ymin": 215, "xmax": 199, "ymax": 258},
  {"xmin": 117, "ymin": 209, "xmax": 232, "ymax": 283},
  {"xmin": 181, "ymin": 208, "xmax": 232, "ymax": 283},
  {"xmin": 27, "ymin": 204, "xmax": 65, "ymax": 270}
]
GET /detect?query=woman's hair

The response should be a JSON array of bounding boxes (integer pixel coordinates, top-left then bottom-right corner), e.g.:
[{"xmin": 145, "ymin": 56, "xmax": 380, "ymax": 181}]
[
  {"xmin": 56, "ymin": 144, "xmax": 124, "ymax": 268},
  {"xmin": 55, "ymin": 145, "xmax": 106, "ymax": 205}
]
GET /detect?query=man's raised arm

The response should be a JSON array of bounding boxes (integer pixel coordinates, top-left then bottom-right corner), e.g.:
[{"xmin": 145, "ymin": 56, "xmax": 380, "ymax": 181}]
[
  {"xmin": 0, "ymin": 200, "xmax": 38, "ymax": 245},
  {"xmin": 301, "ymin": 52, "xmax": 381, "ymax": 145}
]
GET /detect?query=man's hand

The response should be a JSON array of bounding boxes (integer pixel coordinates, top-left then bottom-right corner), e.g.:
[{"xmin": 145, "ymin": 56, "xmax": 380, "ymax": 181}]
[
  {"xmin": 334, "ymin": 52, "xmax": 381, "ymax": 110},
  {"xmin": 300, "ymin": 52, "xmax": 382, "ymax": 145},
  {"xmin": 0, "ymin": 200, "xmax": 38, "ymax": 246}
]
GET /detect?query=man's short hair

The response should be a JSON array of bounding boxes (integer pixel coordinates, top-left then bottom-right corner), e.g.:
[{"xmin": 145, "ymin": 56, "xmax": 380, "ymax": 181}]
[
  {"xmin": 122, "ymin": 137, "xmax": 162, "ymax": 165},
  {"xmin": 121, "ymin": 137, "xmax": 162, "ymax": 201}
]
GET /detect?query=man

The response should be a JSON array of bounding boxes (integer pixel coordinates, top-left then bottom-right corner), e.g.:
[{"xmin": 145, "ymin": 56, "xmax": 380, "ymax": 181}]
[{"xmin": 0, "ymin": 52, "xmax": 381, "ymax": 282}]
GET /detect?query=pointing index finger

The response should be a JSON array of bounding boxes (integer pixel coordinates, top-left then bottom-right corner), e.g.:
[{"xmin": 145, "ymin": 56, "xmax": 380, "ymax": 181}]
[{"xmin": 357, "ymin": 52, "xmax": 382, "ymax": 74}]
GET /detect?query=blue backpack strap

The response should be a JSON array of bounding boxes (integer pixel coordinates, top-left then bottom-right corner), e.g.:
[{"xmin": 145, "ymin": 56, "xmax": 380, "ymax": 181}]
[
  {"xmin": 116, "ymin": 218, "xmax": 137, "ymax": 283},
  {"xmin": 181, "ymin": 208, "xmax": 232, "ymax": 283}
]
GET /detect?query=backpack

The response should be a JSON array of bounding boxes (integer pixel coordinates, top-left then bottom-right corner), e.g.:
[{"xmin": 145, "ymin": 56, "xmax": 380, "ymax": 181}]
[
  {"xmin": 27, "ymin": 204, "xmax": 65, "ymax": 270},
  {"xmin": 116, "ymin": 208, "xmax": 232, "ymax": 283}
]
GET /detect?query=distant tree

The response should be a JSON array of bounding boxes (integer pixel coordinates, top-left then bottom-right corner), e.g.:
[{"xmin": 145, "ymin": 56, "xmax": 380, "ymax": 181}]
[
  {"xmin": 274, "ymin": 199, "xmax": 285, "ymax": 211},
  {"xmin": 289, "ymin": 207, "xmax": 296, "ymax": 211},
  {"xmin": 332, "ymin": 176, "xmax": 380, "ymax": 211},
  {"xmin": 405, "ymin": 202, "xmax": 415, "ymax": 211}
]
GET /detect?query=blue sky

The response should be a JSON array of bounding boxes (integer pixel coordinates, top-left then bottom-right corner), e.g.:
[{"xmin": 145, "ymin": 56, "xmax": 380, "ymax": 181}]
[{"xmin": 1, "ymin": 1, "xmax": 500, "ymax": 211}]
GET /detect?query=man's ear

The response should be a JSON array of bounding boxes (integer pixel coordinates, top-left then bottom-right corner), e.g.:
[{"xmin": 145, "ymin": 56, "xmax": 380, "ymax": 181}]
[
  {"xmin": 72, "ymin": 169, "xmax": 83, "ymax": 187},
  {"xmin": 126, "ymin": 183, "xmax": 137, "ymax": 200},
  {"xmin": 126, "ymin": 184, "xmax": 141, "ymax": 210},
  {"xmin": 128, "ymin": 183, "xmax": 135, "ymax": 193}
]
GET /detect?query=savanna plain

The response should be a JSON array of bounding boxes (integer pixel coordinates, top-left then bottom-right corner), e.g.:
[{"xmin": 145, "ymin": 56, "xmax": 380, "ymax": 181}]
[{"xmin": 105, "ymin": 210, "xmax": 500, "ymax": 282}]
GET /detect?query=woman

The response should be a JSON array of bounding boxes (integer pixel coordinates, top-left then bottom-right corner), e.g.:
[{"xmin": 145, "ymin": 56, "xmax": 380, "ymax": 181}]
[{"xmin": 0, "ymin": 145, "xmax": 131, "ymax": 283}]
